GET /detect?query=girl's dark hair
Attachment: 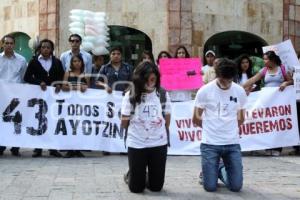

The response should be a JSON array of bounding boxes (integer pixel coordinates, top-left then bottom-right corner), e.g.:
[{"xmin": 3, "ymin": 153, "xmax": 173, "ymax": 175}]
[
  {"xmin": 236, "ymin": 54, "xmax": 253, "ymax": 81},
  {"xmin": 70, "ymin": 54, "xmax": 85, "ymax": 73},
  {"xmin": 215, "ymin": 58, "xmax": 237, "ymax": 79},
  {"xmin": 129, "ymin": 61, "xmax": 161, "ymax": 107},
  {"xmin": 174, "ymin": 45, "xmax": 190, "ymax": 58},
  {"xmin": 156, "ymin": 51, "xmax": 172, "ymax": 64},
  {"xmin": 264, "ymin": 51, "xmax": 281, "ymax": 66},
  {"xmin": 140, "ymin": 50, "xmax": 155, "ymax": 63}
]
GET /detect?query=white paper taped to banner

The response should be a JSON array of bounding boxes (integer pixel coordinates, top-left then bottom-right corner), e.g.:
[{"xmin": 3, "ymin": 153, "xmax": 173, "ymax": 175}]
[{"xmin": 0, "ymin": 83, "xmax": 299, "ymax": 155}]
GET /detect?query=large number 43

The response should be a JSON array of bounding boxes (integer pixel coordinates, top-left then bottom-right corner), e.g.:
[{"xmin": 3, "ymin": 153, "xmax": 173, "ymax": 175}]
[{"xmin": 2, "ymin": 98, "xmax": 48, "ymax": 135}]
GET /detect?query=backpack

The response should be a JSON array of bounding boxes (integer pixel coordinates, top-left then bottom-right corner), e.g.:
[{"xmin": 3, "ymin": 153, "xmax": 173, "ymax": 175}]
[
  {"xmin": 261, "ymin": 64, "xmax": 288, "ymax": 81},
  {"xmin": 123, "ymin": 87, "xmax": 170, "ymax": 148}
]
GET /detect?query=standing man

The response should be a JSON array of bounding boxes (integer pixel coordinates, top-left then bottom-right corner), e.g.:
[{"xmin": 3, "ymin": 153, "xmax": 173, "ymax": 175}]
[
  {"xmin": 24, "ymin": 39, "xmax": 65, "ymax": 157},
  {"xmin": 0, "ymin": 34, "xmax": 27, "ymax": 157},
  {"xmin": 60, "ymin": 34, "xmax": 92, "ymax": 73},
  {"xmin": 192, "ymin": 58, "xmax": 247, "ymax": 192},
  {"xmin": 95, "ymin": 47, "xmax": 133, "ymax": 155},
  {"xmin": 90, "ymin": 54, "xmax": 105, "ymax": 89},
  {"xmin": 96, "ymin": 46, "xmax": 133, "ymax": 93}
]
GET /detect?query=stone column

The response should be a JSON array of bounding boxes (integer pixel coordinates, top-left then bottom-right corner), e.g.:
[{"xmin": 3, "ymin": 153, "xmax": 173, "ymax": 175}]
[
  {"xmin": 39, "ymin": 0, "xmax": 59, "ymax": 53},
  {"xmin": 283, "ymin": 0, "xmax": 300, "ymax": 54},
  {"xmin": 168, "ymin": 0, "xmax": 193, "ymax": 56}
]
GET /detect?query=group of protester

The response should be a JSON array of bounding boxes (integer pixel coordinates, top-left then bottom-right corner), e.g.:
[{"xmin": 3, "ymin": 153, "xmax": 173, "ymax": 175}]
[{"xmin": 0, "ymin": 32, "xmax": 300, "ymax": 194}]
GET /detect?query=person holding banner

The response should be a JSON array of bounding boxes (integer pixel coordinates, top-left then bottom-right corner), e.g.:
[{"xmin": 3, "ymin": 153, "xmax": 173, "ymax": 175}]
[
  {"xmin": 121, "ymin": 61, "xmax": 171, "ymax": 193},
  {"xmin": 168, "ymin": 45, "xmax": 193, "ymax": 102},
  {"xmin": 193, "ymin": 58, "xmax": 247, "ymax": 192},
  {"xmin": 24, "ymin": 39, "xmax": 65, "ymax": 158},
  {"xmin": 96, "ymin": 46, "xmax": 133, "ymax": 94},
  {"xmin": 0, "ymin": 34, "xmax": 27, "ymax": 157},
  {"xmin": 243, "ymin": 51, "xmax": 294, "ymax": 156},
  {"xmin": 62, "ymin": 54, "xmax": 90, "ymax": 158}
]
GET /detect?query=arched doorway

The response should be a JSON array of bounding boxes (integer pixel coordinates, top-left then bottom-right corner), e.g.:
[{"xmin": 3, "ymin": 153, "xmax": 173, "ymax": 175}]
[
  {"xmin": 11, "ymin": 32, "xmax": 33, "ymax": 62},
  {"xmin": 108, "ymin": 26, "xmax": 152, "ymax": 67},
  {"xmin": 204, "ymin": 31, "xmax": 268, "ymax": 59}
]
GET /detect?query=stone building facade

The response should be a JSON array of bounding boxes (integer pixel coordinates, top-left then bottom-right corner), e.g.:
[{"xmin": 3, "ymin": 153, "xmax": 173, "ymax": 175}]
[{"xmin": 0, "ymin": 0, "xmax": 300, "ymax": 60}]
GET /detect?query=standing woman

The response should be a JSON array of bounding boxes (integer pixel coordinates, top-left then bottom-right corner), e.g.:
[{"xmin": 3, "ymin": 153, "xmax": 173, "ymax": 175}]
[
  {"xmin": 243, "ymin": 51, "xmax": 293, "ymax": 156},
  {"xmin": 62, "ymin": 55, "xmax": 90, "ymax": 158},
  {"xmin": 168, "ymin": 45, "xmax": 192, "ymax": 102},
  {"xmin": 236, "ymin": 54, "xmax": 260, "ymax": 91},
  {"xmin": 121, "ymin": 61, "xmax": 171, "ymax": 193},
  {"xmin": 139, "ymin": 50, "xmax": 155, "ymax": 63},
  {"xmin": 156, "ymin": 51, "xmax": 172, "ymax": 66}
]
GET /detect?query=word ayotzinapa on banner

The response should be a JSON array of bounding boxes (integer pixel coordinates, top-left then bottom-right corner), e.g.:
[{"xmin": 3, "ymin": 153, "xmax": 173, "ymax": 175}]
[
  {"xmin": 0, "ymin": 82, "xmax": 125, "ymax": 152},
  {"xmin": 159, "ymin": 58, "xmax": 203, "ymax": 91}
]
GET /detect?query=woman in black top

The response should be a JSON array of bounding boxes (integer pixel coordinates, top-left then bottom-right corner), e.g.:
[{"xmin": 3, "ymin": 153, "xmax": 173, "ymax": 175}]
[{"xmin": 62, "ymin": 55, "xmax": 90, "ymax": 158}]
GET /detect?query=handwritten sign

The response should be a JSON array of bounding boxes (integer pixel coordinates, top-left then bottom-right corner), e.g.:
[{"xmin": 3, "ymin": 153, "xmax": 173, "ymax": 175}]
[{"xmin": 159, "ymin": 58, "xmax": 203, "ymax": 91}]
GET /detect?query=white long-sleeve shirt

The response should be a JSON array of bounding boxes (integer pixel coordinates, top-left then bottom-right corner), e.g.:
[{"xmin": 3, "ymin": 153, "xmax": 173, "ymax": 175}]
[{"xmin": 0, "ymin": 52, "xmax": 27, "ymax": 83}]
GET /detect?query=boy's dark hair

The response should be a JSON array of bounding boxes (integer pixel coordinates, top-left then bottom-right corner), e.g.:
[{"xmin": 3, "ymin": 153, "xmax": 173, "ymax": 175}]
[
  {"xmin": 215, "ymin": 58, "xmax": 237, "ymax": 79},
  {"xmin": 68, "ymin": 34, "xmax": 82, "ymax": 42},
  {"xmin": 39, "ymin": 39, "xmax": 54, "ymax": 52},
  {"xmin": 110, "ymin": 46, "xmax": 122, "ymax": 54},
  {"xmin": 1, "ymin": 34, "xmax": 15, "ymax": 44}
]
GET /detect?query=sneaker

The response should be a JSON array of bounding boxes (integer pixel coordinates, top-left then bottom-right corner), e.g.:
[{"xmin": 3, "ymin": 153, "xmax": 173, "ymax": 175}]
[
  {"xmin": 32, "ymin": 151, "xmax": 42, "ymax": 158},
  {"xmin": 124, "ymin": 171, "xmax": 129, "ymax": 185},
  {"xmin": 102, "ymin": 151, "xmax": 111, "ymax": 155},
  {"xmin": 64, "ymin": 151, "xmax": 75, "ymax": 158},
  {"xmin": 11, "ymin": 149, "xmax": 21, "ymax": 157},
  {"xmin": 271, "ymin": 150, "xmax": 281, "ymax": 157},
  {"xmin": 75, "ymin": 151, "xmax": 85, "ymax": 157},
  {"xmin": 49, "ymin": 150, "xmax": 62, "ymax": 157},
  {"xmin": 198, "ymin": 172, "xmax": 203, "ymax": 185},
  {"xmin": 263, "ymin": 150, "xmax": 272, "ymax": 156},
  {"xmin": 288, "ymin": 150, "xmax": 300, "ymax": 156}
]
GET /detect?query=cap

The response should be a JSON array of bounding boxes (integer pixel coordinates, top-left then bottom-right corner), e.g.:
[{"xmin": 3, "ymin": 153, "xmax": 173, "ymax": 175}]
[{"xmin": 205, "ymin": 50, "xmax": 216, "ymax": 57}]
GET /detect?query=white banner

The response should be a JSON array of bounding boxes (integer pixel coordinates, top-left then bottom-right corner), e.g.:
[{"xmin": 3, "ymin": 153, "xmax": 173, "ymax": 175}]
[{"xmin": 0, "ymin": 83, "xmax": 299, "ymax": 155}]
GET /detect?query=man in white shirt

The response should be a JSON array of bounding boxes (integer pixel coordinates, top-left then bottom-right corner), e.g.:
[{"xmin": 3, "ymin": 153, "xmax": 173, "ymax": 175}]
[
  {"xmin": 0, "ymin": 34, "xmax": 27, "ymax": 157},
  {"xmin": 60, "ymin": 34, "xmax": 92, "ymax": 73},
  {"xmin": 193, "ymin": 58, "xmax": 247, "ymax": 192}
]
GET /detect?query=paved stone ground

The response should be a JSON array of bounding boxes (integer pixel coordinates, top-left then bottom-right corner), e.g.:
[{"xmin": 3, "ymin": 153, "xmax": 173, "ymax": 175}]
[{"xmin": 0, "ymin": 149, "xmax": 300, "ymax": 200}]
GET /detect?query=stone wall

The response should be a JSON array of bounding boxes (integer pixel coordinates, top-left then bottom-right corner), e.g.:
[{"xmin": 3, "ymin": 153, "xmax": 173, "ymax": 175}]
[
  {"xmin": 188, "ymin": 0, "xmax": 283, "ymax": 57},
  {"xmin": 58, "ymin": 0, "xmax": 169, "ymax": 58},
  {"xmin": 0, "ymin": 0, "xmax": 39, "ymax": 39}
]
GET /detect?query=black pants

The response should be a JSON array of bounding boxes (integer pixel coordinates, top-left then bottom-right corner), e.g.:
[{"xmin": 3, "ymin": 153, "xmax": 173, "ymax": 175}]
[
  {"xmin": 0, "ymin": 146, "xmax": 19, "ymax": 152},
  {"xmin": 294, "ymin": 102, "xmax": 300, "ymax": 152},
  {"xmin": 33, "ymin": 149, "xmax": 58, "ymax": 154},
  {"xmin": 127, "ymin": 145, "xmax": 167, "ymax": 193}
]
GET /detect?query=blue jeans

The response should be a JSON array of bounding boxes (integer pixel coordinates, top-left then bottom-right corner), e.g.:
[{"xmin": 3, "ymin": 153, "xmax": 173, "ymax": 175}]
[{"xmin": 200, "ymin": 143, "xmax": 243, "ymax": 192}]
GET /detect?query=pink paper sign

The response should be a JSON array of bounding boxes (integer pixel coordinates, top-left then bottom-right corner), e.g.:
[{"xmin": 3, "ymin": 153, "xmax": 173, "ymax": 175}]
[{"xmin": 159, "ymin": 58, "xmax": 203, "ymax": 91}]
